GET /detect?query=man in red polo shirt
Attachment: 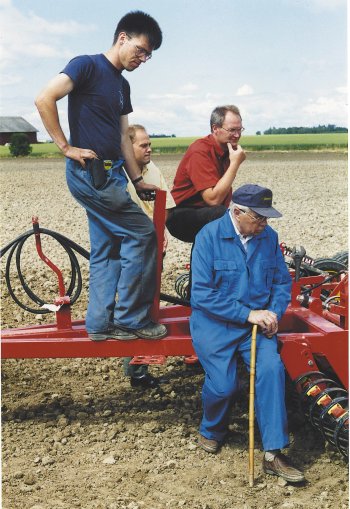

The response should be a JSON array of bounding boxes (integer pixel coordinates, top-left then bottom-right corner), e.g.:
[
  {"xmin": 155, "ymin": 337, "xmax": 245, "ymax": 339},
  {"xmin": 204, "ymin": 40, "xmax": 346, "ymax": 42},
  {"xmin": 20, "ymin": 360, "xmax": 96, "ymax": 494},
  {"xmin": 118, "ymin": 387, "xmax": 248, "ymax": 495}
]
[{"xmin": 166, "ymin": 105, "xmax": 246, "ymax": 242}]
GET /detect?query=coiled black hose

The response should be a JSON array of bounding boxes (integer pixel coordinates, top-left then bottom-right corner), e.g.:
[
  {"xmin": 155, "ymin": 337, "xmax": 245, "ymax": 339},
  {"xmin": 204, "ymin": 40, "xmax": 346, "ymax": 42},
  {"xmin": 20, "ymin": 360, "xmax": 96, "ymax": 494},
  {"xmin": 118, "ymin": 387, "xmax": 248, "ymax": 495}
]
[
  {"xmin": 295, "ymin": 371, "xmax": 349, "ymax": 458},
  {"xmin": 300, "ymin": 270, "xmax": 347, "ymax": 297},
  {"xmin": 0, "ymin": 228, "xmax": 90, "ymax": 314},
  {"xmin": 1, "ymin": 228, "xmax": 190, "ymax": 314}
]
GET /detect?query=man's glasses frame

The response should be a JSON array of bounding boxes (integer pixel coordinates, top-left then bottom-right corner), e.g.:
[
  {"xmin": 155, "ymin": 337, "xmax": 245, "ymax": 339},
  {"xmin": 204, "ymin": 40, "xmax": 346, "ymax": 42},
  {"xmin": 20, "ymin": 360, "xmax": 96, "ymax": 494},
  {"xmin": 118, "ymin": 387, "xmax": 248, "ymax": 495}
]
[
  {"xmin": 125, "ymin": 34, "xmax": 152, "ymax": 61},
  {"xmin": 237, "ymin": 208, "xmax": 267, "ymax": 223},
  {"xmin": 221, "ymin": 126, "xmax": 245, "ymax": 135}
]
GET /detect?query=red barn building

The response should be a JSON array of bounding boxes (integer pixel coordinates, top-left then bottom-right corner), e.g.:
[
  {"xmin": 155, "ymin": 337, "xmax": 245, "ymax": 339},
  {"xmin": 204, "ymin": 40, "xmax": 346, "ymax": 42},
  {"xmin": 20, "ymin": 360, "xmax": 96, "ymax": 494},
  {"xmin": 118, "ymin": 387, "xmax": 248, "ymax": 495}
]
[{"xmin": 0, "ymin": 117, "xmax": 38, "ymax": 145}]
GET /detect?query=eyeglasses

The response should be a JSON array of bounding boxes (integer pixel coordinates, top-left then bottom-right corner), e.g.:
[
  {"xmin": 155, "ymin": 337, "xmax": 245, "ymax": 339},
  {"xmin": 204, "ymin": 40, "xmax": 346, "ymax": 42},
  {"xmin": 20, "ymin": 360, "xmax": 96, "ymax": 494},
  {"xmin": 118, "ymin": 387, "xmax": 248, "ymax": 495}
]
[
  {"xmin": 237, "ymin": 208, "xmax": 267, "ymax": 223},
  {"xmin": 126, "ymin": 34, "xmax": 152, "ymax": 61},
  {"xmin": 221, "ymin": 126, "xmax": 245, "ymax": 135}
]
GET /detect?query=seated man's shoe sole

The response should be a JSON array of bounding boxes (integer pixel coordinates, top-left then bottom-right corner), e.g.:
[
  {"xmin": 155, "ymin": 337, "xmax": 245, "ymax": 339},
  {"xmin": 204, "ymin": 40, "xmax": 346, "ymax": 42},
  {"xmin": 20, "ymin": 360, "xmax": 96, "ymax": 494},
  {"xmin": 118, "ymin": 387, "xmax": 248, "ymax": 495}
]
[
  {"xmin": 89, "ymin": 327, "xmax": 137, "ymax": 341},
  {"xmin": 198, "ymin": 434, "xmax": 220, "ymax": 454},
  {"xmin": 130, "ymin": 374, "xmax": 162, "ymax": 389},
  {"xmin": 263, "ymin": 454, "xmax": 305, "ymax": 483},
  {"xmin": 132, "ymin": 322, "xmax": 167, "ymax": 340}
]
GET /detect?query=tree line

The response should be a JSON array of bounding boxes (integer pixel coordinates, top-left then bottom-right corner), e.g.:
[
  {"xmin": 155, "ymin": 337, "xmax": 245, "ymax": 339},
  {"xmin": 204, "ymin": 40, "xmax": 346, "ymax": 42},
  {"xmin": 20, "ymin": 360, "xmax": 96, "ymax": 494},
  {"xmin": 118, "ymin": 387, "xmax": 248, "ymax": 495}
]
[
  {"xmin": 150, "ymin": 133, "xmax": 176, "ymax": 138},
  {"xmin": 258, "ymin": 124, "xmax": 348, "ymax": 135}
]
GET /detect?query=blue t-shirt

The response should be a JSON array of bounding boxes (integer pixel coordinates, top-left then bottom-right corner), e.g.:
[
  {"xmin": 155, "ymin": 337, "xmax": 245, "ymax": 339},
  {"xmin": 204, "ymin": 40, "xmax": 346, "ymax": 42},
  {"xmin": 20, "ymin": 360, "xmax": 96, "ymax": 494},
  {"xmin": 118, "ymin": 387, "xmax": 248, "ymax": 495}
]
[{"xmin": 61, "ymin": 53, "xmax": 133, "ymax": 160}]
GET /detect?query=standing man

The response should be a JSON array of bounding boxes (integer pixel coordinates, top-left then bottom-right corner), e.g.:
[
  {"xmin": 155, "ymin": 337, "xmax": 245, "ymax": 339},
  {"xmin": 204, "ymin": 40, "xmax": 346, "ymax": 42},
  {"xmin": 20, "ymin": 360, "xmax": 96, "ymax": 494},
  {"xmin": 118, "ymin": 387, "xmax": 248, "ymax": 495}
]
[
  {"xmin": 35, "ymin": 11, "xmax": 167, "ymax": 341},
  {"xmin": 166, "ymin": 105, "xmax": 246, "ymax": 243},
  {"xmin": 124, "ymin": 124, "xmax": 175, "ymax": 388},
  {"xmin": 190, "ymin": 184, "xmax": 305, "ymax": 483}
]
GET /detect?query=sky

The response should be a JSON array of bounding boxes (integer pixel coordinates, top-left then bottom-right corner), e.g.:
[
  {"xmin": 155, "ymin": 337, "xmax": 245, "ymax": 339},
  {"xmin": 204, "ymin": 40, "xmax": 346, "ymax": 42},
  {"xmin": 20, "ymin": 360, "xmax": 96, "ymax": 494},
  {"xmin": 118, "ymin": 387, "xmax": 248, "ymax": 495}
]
[{"xmin": 0, "ymin": 0, "xmax": 347, "ymax": 140}]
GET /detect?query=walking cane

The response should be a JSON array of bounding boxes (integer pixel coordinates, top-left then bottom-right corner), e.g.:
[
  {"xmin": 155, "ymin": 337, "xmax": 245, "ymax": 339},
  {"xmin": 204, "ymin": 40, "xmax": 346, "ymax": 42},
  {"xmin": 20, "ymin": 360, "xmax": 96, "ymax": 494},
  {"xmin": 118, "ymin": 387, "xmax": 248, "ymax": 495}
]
[{"xmin": 249, "ymin": 324, "xmax": 258, "ymax": 487}]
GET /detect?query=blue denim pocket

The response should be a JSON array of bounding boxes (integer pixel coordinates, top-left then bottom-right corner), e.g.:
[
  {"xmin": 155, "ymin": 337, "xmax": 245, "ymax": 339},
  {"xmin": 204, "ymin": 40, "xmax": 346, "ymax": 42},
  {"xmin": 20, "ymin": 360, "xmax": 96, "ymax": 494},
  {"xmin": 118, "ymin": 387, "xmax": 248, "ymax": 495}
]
[{"xmin": 96, "ymin": 168, "xmax": 132, "ymax": 212}]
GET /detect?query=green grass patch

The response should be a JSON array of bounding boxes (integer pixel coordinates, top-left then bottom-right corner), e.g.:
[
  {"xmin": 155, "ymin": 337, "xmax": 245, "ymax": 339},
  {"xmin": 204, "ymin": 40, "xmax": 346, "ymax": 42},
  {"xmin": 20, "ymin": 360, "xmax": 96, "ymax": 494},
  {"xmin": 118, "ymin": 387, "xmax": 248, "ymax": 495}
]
[
  {"xmin": 0, "ymin": 133, "xmax": 347, "ymax": 158},
  {"xmin": 150, "ymin": 133, "xmax": 348, "ymax": 153},
  {"xmin": 240, "ymin": 133, "xmax": 348, "ymax": 151},
  {"xmin": 0, "ymin": 143, "xmax": 64, "ymax": 158}
]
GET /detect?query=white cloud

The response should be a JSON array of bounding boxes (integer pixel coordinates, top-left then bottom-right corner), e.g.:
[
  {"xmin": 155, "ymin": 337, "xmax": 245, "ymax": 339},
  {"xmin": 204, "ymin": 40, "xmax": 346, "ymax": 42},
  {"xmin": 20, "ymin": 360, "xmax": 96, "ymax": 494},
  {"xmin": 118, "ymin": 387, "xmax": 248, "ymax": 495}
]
[
  {"xmin": 148, "ymin": 93, "xmax": 194, "ymax": 100},
  {"xmin": 129, "ymin": 106, "xmax": 180, "ymax": 135},
  {"xmin": 185, "ymin": 100, "xmax": 220, "ymax": 116},
  {"xmin": 291, "ymin": 0, "xmax": 347, "ymax": 11},
  {"xmin": 1, "ymin": 73, "xmax": 22, "ymax": 86},
  {"xmin": 205, "ymin": 92, "xmax": 222, "ymax": 101},
  {"xmin": 236, "ymin": 84, "xmax": 254, "ymax": 97},
  {"xmin": 0, "ymin": 1, "xmax": 96, "ymax": 69},
  {"xmin": 303, "ymin": 96, "xmax": 347, "ymax": 119},
  {"xmin": 305, "ymin": 0, "xmax": 347, "ymax": 10},
  {"xmin": 335, "ymin": 86, "xmax": 348, "ymax": 95},
  {"xmin": 180, "ymin": 82, "xmax": 199, "ymax": 92}
]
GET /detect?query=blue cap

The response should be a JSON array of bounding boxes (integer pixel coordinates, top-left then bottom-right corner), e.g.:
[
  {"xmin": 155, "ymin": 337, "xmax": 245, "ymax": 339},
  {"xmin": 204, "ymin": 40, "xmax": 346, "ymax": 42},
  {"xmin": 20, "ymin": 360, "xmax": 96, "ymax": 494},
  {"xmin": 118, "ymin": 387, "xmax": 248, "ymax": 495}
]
[{"xmin": 232, "ymin": 184, "xmax": 282, "ymax": 218}]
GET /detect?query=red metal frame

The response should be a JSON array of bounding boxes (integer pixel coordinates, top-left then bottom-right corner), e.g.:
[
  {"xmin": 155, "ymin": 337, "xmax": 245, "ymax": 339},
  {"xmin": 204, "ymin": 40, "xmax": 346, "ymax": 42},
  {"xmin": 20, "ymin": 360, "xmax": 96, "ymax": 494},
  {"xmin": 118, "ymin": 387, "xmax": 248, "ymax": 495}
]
[{"xmin": 1, "ymin": 191, "xmax": 348, "ymax": 392}]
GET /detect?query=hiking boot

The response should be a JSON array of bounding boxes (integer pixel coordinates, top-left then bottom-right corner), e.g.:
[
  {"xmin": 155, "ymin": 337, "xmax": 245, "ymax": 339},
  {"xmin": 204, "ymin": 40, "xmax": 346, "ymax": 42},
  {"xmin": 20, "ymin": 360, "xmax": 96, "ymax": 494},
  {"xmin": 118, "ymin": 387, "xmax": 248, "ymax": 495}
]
[
  {"xmin": 198, "ymin": 434, "xmax": 220, "ymax": 454},
  {"xmin": 132, "ymin": 322, "xmax": 167, "ymax": 340},
  {"xmin": 263, "ymin": 453, "xmax": 305, "ymax": 483},
  {"xmin": 89, "ymin": 326, "xmax": 137, "ymax": 341}
]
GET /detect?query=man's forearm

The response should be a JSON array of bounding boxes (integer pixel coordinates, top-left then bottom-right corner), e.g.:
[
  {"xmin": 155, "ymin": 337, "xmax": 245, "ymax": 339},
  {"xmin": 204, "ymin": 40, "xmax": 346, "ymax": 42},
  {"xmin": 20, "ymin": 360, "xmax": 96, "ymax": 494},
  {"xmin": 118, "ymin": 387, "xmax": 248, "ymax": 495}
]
[
  {"xmin": 201, "ymin": 162, "xmax": 239, "ymax": 206},
  {"xmin": 121, "ymin": 135, "xmax": 143, "ymax": 181},
  {"xmin": 212, "ymin": 162, "xmax": 239, "ymax": 201},
  {"xmin": 35, "ymin": 97, "xmax": 69, "ymax": 154}
]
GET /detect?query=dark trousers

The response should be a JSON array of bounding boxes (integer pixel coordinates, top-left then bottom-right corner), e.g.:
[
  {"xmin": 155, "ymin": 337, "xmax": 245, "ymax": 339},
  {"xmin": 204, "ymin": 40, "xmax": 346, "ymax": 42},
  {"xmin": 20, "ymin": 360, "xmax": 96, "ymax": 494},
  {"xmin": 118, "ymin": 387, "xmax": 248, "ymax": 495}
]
[
  {"xmin": 166, "ymin": 205, "xmax": 227, "ymax": 243},
  {"xmin": 166, "ymin": 205, "xmax": 227, "ymax": 299}
]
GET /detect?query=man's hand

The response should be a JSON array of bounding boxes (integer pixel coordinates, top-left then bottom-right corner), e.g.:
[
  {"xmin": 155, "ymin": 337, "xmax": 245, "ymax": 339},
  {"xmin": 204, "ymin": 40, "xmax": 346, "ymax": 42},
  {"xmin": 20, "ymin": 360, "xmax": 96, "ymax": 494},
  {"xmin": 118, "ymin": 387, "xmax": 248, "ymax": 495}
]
[
  {"xmin": 247, "ymin": 309, "xmax": 278, "ymax": 335},
  {"xmin": 261, "ymin": 322, "xmax": 278, "ymax": 338},
  {"xmin": 227, "ymin": 143, "xmax": 246, "ymax": 165},
  {"xmin": 134, "ymin": 180, "xmax": 159, "ymax": 201},
  {"xmin": 64, "ymin": 146, "xmax": 98, "ymax": 168}
]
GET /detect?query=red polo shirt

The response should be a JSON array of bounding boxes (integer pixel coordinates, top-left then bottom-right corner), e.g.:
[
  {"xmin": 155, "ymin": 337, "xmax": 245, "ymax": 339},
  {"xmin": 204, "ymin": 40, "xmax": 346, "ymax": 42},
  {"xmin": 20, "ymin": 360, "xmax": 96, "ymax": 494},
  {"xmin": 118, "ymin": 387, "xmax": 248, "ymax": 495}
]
[{"xmin": 171, "ymin": 135, "xmax": 231, "ymax": 208}]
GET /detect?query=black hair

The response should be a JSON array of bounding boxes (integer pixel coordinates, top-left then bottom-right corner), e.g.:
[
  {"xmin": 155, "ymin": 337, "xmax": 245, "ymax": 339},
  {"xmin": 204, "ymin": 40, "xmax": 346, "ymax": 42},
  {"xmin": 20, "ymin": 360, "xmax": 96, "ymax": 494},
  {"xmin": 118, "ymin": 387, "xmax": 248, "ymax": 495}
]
[{"xmin": 113, "ymin": 10, "xmax": 162, "ymax": 49}]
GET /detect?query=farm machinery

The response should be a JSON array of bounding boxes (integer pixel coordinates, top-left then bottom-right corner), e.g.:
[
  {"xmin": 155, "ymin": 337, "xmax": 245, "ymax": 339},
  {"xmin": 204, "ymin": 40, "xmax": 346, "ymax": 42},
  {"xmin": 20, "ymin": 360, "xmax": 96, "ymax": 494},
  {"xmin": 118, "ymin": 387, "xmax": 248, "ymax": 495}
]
[{"xmin": 1, "ymin": 191, "xmax": 348, "ymax": 459}]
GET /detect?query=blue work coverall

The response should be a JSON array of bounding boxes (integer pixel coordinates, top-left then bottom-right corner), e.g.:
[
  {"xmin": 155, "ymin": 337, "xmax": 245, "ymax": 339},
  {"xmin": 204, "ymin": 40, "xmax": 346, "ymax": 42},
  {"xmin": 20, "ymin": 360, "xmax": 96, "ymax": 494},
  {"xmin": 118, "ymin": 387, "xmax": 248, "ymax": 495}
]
[{"xmin": 190, "ymin": 210, "xmax": 292, "ymax": 451}]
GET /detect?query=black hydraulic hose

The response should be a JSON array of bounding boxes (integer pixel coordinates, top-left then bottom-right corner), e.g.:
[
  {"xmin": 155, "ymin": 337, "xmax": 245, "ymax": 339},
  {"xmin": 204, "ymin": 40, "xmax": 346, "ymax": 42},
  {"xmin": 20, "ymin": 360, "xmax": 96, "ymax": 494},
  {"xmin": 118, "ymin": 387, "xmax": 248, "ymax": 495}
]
[
  {"xmin": 300, "ymin": 270, "xmax": 347, "ymax": 295},
  {"xmin": 1, "ymin": 228, "xmax": 189, "ymax": 314},
  {"xmin": 1, "ymin": 228, "xmax": 90, "ymax": 314},
  {"xmin": 160, "ymin": 292, "xmax": 190, "ymax": 307}
]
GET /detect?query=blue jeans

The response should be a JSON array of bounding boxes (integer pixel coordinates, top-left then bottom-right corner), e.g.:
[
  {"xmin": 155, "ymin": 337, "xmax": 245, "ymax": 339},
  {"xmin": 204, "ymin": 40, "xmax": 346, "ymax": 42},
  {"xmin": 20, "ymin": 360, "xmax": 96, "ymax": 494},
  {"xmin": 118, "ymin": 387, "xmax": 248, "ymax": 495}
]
[{"xmin": 66, "ymin": 158, "xmax": 157, "ymax": 333}]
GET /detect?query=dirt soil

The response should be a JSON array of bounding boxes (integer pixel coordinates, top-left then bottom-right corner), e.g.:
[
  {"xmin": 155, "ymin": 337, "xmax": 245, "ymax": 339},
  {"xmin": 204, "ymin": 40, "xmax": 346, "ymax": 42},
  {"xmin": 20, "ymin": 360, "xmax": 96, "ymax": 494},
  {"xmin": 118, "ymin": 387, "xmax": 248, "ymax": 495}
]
[{"xmin": 1, "ymin": 153, "xmax": 348, "ymax": 509}]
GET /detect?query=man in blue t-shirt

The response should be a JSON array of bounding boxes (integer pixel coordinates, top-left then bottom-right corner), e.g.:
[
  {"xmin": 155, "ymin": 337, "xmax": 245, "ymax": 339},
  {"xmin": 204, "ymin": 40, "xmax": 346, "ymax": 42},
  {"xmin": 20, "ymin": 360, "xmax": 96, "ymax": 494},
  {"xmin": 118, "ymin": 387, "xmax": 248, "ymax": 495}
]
[{"xmin": 35, "ymin": 11, "xmax": 167, "ymax": 345}]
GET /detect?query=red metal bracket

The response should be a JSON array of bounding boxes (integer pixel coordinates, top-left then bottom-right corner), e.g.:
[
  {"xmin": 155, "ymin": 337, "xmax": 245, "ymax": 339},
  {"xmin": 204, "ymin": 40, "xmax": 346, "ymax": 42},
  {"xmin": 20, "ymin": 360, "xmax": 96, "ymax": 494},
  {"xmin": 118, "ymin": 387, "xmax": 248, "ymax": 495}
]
[
  {"xmin": 32, "ymin": 216, "xmax": 67, "ymax": 298},
  {"xmin": 32, "ymin": 216, "xmax": 72, "ymax": 329},
  {"xmin": 129, "ymin": 355, "xmax": 166, "ymax": 365}
]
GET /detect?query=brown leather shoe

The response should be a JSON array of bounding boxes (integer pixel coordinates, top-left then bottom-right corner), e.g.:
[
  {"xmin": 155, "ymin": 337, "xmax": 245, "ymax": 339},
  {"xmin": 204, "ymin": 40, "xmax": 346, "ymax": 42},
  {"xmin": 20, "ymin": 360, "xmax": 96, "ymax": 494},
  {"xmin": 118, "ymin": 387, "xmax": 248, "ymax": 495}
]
[
  {"xmin": 198, "ymin": 434, "xmax": 220, "ymax": 453},
  {"xmin": 263, "ymin": 453, "xmax": 305, "ymax": 483}
]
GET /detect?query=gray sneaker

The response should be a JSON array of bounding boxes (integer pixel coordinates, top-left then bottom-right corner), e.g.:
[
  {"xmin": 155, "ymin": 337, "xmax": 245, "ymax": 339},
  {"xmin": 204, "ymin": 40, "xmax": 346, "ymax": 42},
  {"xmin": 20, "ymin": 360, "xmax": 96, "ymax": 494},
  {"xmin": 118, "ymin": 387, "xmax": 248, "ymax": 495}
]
[
  {"xmin": 133, "ymin": 322, "xmax": 167, "ymax": 340},
  {"xmin": 89, "ymin": 326, "xmax": 137, "ymax": 341}
]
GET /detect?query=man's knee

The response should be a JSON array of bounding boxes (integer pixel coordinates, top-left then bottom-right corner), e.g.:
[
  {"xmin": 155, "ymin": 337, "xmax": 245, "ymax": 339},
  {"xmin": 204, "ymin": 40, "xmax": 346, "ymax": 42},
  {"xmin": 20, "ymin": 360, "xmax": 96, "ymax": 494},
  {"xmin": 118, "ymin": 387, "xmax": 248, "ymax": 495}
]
[
  {"xmin": 166, "ymin": 209, "xmax": 194, "ymax": 242},
  {"xmin": 205, "ymin": 378, "xmax": 238, "ymax": 401},
  {"xmin": 166, "ymin": 205, "xmax": 227, "ymax": 243},
  {"xmin": 257, "ymin": 353, "xmax": 285, "ymax": 381},
  {"xmin": 200, "ymin": 205, "xmax": 227, "ymax": 223}
]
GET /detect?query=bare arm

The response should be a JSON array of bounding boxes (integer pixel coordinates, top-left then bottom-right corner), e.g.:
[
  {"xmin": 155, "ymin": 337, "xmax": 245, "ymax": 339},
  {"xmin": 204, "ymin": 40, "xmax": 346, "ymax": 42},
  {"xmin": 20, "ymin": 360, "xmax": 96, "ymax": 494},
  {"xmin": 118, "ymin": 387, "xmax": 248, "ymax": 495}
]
[
  {"xmin": 120, "ymin": 115, "xmax": 159, "ymax": 199},
  {"xmin": 120, "ymin": 115, "xmax": 145, "ymax": 181},
  {"xmin": 35, "ymin": 73, "xmax": 97, "ymax": 167},
  {"xmin": 201, "ymin": 144, "xmax": 246, "ymax": 206}
]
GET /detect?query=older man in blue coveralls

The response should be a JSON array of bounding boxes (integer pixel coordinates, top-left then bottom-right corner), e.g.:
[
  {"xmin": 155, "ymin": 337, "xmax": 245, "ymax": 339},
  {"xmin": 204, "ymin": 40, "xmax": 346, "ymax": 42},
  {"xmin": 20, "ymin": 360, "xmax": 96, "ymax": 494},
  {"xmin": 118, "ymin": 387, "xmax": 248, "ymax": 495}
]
[{"xmin": 190, "ymin": 184, "xmax": 305, "ymax": 483}]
